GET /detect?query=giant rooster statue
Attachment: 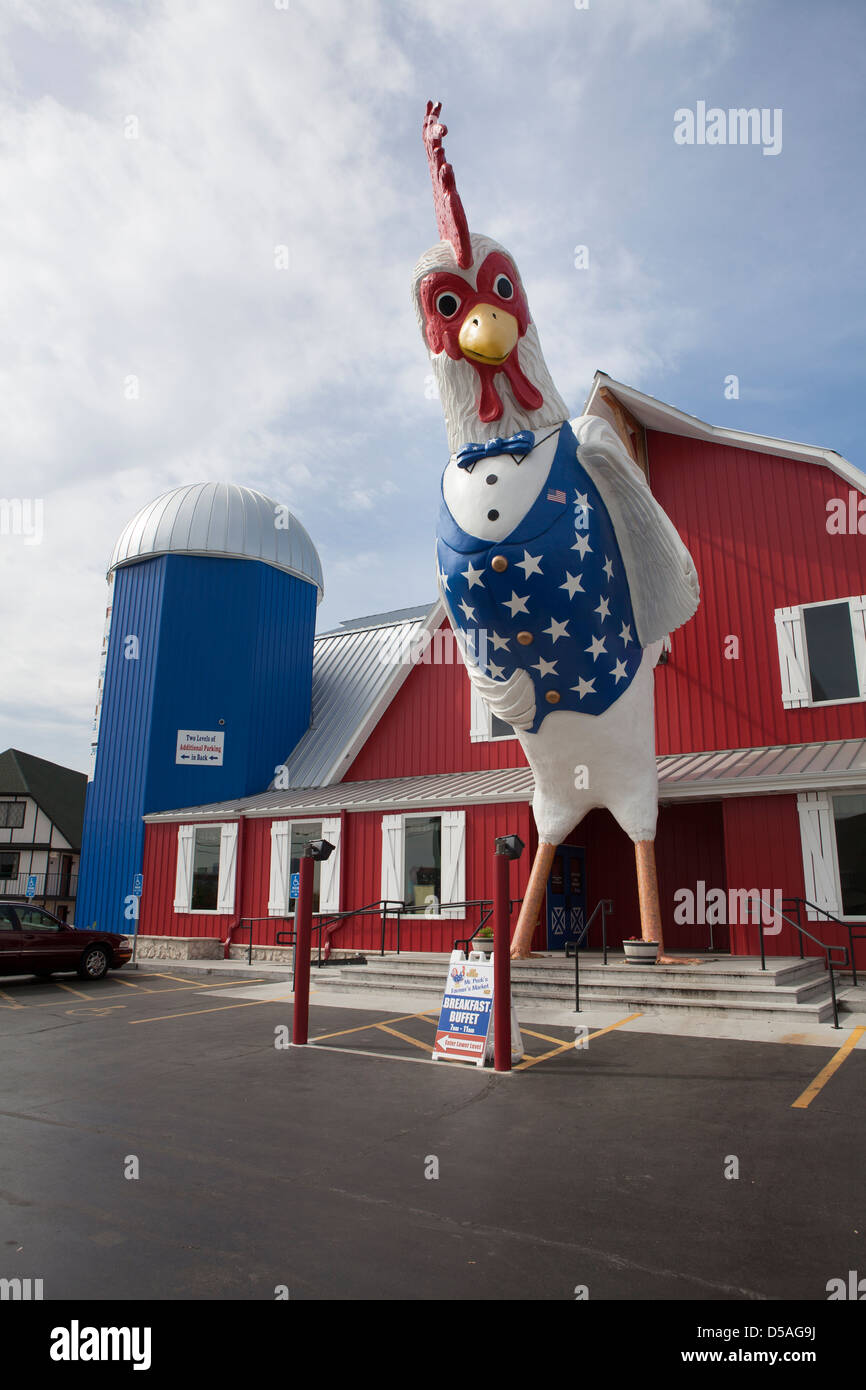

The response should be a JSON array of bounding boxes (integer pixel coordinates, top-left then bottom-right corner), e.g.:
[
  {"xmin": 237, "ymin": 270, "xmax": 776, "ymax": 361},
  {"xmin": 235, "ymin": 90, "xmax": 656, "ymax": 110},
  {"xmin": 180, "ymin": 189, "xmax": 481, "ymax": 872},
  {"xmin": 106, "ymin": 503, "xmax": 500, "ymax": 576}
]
[{"xmin": 412, "ymin": 102, "xmax": 700, "ymax": 960}]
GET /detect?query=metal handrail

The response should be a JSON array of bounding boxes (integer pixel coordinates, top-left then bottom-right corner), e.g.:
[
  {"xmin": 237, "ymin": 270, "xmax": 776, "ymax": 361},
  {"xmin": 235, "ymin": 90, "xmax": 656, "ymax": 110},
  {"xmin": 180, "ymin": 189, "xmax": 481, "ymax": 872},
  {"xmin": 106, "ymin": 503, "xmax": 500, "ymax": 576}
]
[
  {"xmin": 751, "ymin": 896, "xmax": 849, "ymax": 1029},
  {"xmin": 784, "ymin": 896, "xmax": 862, "ymax": 989},
  {"xmin": 453, "ymin": 899, "xmax": 522, "ymax": 957},
  {"xmin": 566, "ymin": 899, "xmax": 613, "ymax": 1011}
]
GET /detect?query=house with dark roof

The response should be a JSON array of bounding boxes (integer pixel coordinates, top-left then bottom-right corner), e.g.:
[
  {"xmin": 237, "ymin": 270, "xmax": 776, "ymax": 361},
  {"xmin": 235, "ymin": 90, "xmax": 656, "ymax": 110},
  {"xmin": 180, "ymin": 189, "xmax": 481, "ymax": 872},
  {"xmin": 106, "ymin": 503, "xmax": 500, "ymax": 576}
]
[{"xmin": 0, "ymin": 749, "xmax": 86, "ymax": 921}]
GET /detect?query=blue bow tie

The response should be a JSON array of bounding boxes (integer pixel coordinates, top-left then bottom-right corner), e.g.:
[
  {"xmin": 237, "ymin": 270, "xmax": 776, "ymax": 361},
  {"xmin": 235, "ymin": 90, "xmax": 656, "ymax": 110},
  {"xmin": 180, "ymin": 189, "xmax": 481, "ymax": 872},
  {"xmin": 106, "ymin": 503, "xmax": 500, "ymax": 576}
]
[{"xmin": 455, "ymin": 431, "xmax": 535, "ymax": 471}]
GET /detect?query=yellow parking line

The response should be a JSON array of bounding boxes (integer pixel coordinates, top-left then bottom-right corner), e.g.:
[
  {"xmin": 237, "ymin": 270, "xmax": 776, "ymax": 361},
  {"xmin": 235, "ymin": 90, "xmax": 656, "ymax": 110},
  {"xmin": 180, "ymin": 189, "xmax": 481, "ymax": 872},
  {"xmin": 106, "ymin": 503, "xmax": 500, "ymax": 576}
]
[
  {"xmin": 792, "ymin": 1026, "xmax": 866, "ymax": 1109},
  {"xmin": 0, "ymin": 988, "xmax": 24, "ymax": 1008},
  {"xmin": 311, "ymin": 1011, "xmax": 438, "ymax": 1043},
  {"xmin": 514, "ymin": 1042, "xmax": 572, "ymax": 1070},
  {"xmin": 375, "ymin": 1023, "xmax": 434, "ymax": 1053},
  {"xmin": 129, "ymin": 1000, "xmax": 269, "ymax": 1025},
  {"xmin": 110, "ymin": 976, "xmax": 141, "ymax": 988},
  {"xmin": 53, "ymin": 981, "xmax": 91, "ymax": 1001},
  {"xmin": 522, "ymin": 1026, "xmax": 574, "ymax": 1047},
  {"xmin": 515, "ymin": 1012, "xmax": 642, "ymax": 1071}
]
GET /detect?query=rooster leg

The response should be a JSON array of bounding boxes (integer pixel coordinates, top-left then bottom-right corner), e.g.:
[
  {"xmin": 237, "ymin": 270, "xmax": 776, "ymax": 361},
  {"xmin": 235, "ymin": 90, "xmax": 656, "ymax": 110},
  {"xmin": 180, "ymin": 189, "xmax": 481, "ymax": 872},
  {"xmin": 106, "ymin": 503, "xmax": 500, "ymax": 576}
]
[
  {"xmin": 635, "ymin": 838, "xmax": 703, "ymax": 965},
  {"xmin": 635, "ymin": 838, "xmax": 663, "ymax": 949},
  {"xmin": 510, "ymin": 841, "xmax": 557, "ymax": 959}
]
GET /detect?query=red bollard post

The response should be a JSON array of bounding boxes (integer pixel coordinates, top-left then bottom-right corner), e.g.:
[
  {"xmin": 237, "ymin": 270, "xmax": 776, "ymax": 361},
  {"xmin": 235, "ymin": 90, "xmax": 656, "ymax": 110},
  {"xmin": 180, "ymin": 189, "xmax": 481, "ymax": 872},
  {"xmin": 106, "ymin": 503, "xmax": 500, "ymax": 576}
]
[
  {"xmin": 292, "ymin": 851, "xmax": 314, "ymax": 1045},
  {"xmin": 493, "ymin": 843, "xmax": 512, "ymax": 1073}
]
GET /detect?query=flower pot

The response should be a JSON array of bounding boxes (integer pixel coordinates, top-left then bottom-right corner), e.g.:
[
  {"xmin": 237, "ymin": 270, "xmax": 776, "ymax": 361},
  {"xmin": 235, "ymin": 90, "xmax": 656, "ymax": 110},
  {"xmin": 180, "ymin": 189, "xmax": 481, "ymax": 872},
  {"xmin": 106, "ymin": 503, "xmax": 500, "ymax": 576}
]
[{"xmin": 622, "ymin": 939, "xmax": 659, "ymax": 964}]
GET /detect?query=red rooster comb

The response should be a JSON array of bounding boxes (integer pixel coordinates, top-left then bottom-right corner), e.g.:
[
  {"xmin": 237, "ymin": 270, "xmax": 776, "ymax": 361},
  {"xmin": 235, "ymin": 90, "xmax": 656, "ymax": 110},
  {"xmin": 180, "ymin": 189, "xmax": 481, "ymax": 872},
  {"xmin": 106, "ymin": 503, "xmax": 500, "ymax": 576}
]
[{"xmin": 423, "ymin": 100, "xmax": 472, "ymax": 270}]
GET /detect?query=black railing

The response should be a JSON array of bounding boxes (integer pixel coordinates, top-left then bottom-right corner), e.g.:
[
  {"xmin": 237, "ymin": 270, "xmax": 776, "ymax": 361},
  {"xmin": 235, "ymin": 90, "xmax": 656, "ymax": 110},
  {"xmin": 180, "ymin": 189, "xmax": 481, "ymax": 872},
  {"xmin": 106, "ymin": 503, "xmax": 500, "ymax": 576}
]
[
  {"xmin": 565, "ymin": 899, "xmax": 613, "ymax": 1011},
  {"xmin": 749, "ymin": 896, "xmax": 849, "ymax": 1029},
  {"xmin": 452, "ymin": 900, "xmax": 521, "ymax": 957},
  {"xmin": 784, "ymin": 897, "xmax": 862, "ymax": 989},
  {"xmin": 0, "ymin": 872, "xmax": 78, "ymax": 899}
]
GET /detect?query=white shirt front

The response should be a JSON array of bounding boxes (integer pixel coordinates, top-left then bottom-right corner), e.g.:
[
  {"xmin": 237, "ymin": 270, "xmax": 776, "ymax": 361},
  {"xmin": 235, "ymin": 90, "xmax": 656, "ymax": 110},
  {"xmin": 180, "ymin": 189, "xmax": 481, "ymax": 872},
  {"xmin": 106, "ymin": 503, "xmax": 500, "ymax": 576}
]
[{"xmin": 441, "ymin": 427, "xmax": 562, "ymax": 543}]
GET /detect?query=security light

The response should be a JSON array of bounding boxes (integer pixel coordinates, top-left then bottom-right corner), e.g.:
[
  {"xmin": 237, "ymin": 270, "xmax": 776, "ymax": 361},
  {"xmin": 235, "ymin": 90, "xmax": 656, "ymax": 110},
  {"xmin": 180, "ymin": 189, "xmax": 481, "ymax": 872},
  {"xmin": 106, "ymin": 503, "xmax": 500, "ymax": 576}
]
[
  {"xmin": 305, "ymin": 839, "xmax": 335, "ymax": 861},
  {"xmin": 495, "ymin": 834, "xmax": 524, "ymax": 860}
]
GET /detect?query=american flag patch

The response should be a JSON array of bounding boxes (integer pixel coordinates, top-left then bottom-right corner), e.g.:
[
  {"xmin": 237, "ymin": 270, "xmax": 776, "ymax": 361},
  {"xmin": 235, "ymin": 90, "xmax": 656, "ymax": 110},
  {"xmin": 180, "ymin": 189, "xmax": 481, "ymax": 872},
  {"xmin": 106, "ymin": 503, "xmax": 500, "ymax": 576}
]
[{"xmin": 546, "ymin": 489, "xmax": 566, "ymax": 504}]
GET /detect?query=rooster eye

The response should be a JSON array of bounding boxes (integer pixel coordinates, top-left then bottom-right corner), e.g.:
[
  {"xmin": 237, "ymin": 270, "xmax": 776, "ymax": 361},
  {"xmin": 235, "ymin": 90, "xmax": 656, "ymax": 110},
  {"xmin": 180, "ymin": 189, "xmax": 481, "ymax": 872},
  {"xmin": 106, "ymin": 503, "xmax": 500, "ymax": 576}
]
[
  {"xmin": 495, "ymin": 275, "xmax": 514, "ymax": 300},
  {"xmin": 436, "ymin": 291, "xmax": 460, "ymax": 318}
]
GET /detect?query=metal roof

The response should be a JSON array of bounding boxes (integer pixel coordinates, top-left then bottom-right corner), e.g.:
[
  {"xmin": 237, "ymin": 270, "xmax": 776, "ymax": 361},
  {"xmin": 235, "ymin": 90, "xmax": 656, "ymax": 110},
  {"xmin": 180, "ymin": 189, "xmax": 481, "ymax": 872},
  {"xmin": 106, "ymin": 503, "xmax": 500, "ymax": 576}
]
[
  {"xmin": 584, "ymin": 372, "xmax": 865, "ymax": 492},
  {"xmin": 143, "ymin": 738, "xmax": 866, "ymax": 822},
  {"xmin": 273, "ymin": 602, "xmax": 442, "ymax": 788},
  {"xmin": 109, "ymin": 483, "xmax": 324, "ymax": 599}
]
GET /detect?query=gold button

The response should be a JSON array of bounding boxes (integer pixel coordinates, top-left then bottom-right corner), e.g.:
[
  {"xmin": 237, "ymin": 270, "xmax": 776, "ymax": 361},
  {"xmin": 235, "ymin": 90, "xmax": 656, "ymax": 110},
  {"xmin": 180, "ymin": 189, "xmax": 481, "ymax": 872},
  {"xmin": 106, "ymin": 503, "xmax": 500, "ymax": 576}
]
[
  {"xmin": 491, "ymin": 555, "xmax": 508, "ymax": 572},
  {"xmin": 516, "ymin": 631, "xmax": 533, "ymax": 646},
  {"xmin": 545, "ymin": 690, "xmax": 561, "ymax": 704}
]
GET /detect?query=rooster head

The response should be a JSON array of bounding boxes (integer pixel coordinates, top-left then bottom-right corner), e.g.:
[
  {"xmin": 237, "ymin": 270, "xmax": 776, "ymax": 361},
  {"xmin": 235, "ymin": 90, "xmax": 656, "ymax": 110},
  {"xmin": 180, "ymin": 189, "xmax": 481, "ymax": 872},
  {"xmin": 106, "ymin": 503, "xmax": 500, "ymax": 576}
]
[{"xmin": 412, "ymin": 101, "xmax": 568, "ymax": 455}]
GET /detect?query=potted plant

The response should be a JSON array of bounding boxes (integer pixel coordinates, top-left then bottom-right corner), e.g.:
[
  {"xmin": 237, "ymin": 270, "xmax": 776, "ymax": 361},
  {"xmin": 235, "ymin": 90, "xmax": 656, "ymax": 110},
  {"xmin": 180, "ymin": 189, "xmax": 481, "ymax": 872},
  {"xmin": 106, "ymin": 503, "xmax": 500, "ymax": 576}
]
[
  {"xmin": 622, "ymin": 936, "xmax": 659, "ymax": 964},
  {"xmin": 472, "ymin": 927, "xmax": 494, "ymax": 954}
]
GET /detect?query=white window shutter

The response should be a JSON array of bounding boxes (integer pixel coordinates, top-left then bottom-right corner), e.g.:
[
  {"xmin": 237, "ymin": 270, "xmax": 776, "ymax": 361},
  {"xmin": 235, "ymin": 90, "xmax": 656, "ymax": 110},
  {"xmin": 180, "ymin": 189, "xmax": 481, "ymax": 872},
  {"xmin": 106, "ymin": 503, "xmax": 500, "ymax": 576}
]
[
  {"xmin": 319, "ymin": 817, "xmax": 342, "ymax": 915},
  {"xmin": 774, "ymin": 607, "xmax": 810, "ymax": 708},
  {"xmin": 268, "ymin": 821, "xmax": 290, "ymax": 915},
  {"xmin": 380, "ymin": 815, "xmax": 404, "ymax": 907},
  {"xmin": 173, "ymin": 825, "xmax": 194, "ymax": 911},
  {"xmin": 217, "ymin": 822, "xmax": 239, "ymax": 914},
  {"xmin": 469, "ymin": 682, "xmax": 489, "ymax": 742},
  {"xmin": 796, "ymin": 793, "xmax": 841, "ymax": 920},
  {"xmin": 440, "ymin": 810, "xmax": 466, "ymax": 919},
  {"xmin": 849, "ymin": 596, "xmax": 866, "ymax": 696}
]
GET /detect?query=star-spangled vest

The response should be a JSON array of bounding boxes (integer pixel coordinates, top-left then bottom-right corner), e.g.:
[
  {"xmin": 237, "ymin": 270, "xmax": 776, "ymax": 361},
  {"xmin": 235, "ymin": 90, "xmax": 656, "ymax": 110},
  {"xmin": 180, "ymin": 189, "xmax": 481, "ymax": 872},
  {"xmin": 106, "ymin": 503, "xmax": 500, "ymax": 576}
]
[{"xmin": 436, "ymin": 421, "xmax": 641, "ymax": 733}]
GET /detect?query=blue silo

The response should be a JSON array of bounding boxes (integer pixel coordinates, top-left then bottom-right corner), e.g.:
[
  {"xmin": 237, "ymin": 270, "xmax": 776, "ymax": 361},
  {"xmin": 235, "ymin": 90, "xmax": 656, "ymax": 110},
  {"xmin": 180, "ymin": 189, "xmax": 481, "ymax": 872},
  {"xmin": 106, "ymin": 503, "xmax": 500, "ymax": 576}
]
[{"xmin": 76, "ymin": 483, "xmax": 323, "ymax": 932}]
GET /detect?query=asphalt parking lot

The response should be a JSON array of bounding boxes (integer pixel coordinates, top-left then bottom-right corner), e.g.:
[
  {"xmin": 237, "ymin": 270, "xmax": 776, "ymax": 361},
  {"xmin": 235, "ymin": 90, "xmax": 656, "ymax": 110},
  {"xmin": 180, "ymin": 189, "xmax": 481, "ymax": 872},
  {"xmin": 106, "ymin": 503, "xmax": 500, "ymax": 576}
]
[{"xmin": 0, "ymin": 965, "xmax": 863, "ymax": 1302}]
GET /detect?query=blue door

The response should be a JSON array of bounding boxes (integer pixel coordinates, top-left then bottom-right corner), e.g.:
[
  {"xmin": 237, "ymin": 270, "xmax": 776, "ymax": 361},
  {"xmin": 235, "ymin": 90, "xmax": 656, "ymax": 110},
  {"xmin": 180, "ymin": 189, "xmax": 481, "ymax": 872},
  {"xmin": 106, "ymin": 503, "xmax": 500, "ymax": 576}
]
[{"xmin": 546, "ymin": 846, "xmax": 587, "ymax": 950}]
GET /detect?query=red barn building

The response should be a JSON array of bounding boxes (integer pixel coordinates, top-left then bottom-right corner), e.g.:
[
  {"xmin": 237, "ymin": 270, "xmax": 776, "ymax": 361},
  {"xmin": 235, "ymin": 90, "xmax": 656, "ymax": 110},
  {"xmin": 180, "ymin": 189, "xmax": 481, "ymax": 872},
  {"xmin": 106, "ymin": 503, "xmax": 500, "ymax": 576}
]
[{"xmin": 137, "ymin": 375, "xmax": 866, "ymax": 972}]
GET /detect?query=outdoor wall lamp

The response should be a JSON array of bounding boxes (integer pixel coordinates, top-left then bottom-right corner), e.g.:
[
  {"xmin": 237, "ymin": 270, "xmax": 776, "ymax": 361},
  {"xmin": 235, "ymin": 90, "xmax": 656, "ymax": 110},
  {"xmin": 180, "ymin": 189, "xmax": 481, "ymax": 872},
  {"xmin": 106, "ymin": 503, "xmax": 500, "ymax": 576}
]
[
  {"xmin": 305, "ymin": 839, "xmax": 335, "ymax": 861},
  {"xmin": 495, "ymin": 834, "xmax": 525, "ymax": 860}
]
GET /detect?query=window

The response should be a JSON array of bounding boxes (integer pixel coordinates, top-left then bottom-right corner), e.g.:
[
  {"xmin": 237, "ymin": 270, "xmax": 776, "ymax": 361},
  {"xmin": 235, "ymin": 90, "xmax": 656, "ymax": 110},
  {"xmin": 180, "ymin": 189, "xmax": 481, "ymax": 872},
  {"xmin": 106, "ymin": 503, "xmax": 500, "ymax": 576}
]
[
  {"xmin": 191, "ymin": 827, "xmax": 221, "ymax": 910},
  {"xmin": 833, "ymin": 794, "xmax": 866, "ymax": 917},
  {"xmin": 0, "ymin": 803, "xmax": 25, "ymax": 829},
  {"xmin": 469, "ymin": 685, "xmax": 516, "ymax": 742},
  {"xmin": 797, "ymin": 791, "xmax": 866, "ymax": 920},
  {"xmin": 173, "ymin": 823, "xmax": 238, "ymax": 914},
  {"xmin": 0, "ymin": 852, "xmax": 19, "ymax": 880},
  {"xmin": 803, "ymin": 603, "xmax": 859, "ymax": 701},
  {"xmin": 775, "ymin": 597, "xmax": 866, "ymax": 708},
  {"xmin": 0, "ymin": 905, "xmax": 16, "ymax": 929},
  {"xmin": 268, "ymin": 817, "xmax": 341, "ymax": 917},
  {"xmin": 381, "ymin": 811, "xmax": 465, "ymax": 918},
  {"xmin": 404, "ymin": 816, "xmax": 441, "ymax": 909},
  {"xmin": 15, "ymin": 908, "xmax": 59, "ymax": 931}
]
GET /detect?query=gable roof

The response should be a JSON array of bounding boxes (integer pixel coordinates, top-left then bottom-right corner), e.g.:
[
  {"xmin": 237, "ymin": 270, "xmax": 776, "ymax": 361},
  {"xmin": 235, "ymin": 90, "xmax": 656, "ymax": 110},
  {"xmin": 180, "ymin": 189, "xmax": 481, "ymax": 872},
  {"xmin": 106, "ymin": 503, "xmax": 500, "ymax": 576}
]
[
  {"xmin": 585, "ymin": 372, "xmax": 865, "ymax": 493},
  {"xmin": 0, "ymin": 749, "xmax": 87, "ymax": 848},
  {"xmin": 275, "ymin": 601, "xmax": 444, "ymax": 788}
]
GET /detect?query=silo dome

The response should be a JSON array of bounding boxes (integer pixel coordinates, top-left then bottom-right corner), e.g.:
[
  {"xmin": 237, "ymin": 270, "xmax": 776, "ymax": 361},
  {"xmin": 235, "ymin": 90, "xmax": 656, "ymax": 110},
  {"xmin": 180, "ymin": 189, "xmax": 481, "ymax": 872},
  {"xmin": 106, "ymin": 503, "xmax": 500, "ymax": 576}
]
[{"xmin": 108, "ymin": 482, "xmax": 323, "ymax": 602}]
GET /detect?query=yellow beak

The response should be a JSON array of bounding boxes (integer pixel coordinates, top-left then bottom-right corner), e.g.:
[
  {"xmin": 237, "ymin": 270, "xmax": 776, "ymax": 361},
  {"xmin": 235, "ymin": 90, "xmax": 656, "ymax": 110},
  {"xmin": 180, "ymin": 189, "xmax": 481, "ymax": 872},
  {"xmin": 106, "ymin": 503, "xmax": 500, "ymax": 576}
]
[{"xmin": 458, "ymin": 303, "xmax": 519, "ymax": 365}]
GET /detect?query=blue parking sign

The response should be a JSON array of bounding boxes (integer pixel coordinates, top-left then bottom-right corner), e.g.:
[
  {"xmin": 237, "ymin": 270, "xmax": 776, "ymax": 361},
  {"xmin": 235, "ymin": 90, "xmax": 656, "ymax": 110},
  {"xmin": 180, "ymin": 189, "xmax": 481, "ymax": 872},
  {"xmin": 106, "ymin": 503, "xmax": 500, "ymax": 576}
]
[
  {"xmin": 289, "ymin": 871, "xmax": 300, "ymax": 900},
  {"xmin": 133, "ymin": 873, "xmax": 143, "ymax": 897},
  {"xmin": 26, "ymin": 875, "xmax": 38, "ymax": 899}
]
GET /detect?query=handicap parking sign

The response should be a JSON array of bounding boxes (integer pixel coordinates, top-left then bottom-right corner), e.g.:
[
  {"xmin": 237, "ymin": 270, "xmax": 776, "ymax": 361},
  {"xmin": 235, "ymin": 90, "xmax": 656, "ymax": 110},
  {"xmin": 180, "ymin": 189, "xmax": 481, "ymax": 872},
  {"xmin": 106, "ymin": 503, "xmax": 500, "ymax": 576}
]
[
  {"xmin": 26, "ymin": 875, "xmax": 38, "ymax": 899},
  {"xmin": 289, "ymin": 871, "xmax": 300, "ymax": 899}
]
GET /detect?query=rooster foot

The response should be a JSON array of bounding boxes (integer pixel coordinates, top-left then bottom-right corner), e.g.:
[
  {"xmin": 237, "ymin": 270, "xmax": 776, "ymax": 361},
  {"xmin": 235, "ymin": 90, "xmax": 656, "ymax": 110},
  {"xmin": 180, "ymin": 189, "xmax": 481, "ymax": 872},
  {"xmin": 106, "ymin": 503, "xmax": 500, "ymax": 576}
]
[{"xmin": 656, "ymin": 955, "xmax": 705, "ymax": 965}]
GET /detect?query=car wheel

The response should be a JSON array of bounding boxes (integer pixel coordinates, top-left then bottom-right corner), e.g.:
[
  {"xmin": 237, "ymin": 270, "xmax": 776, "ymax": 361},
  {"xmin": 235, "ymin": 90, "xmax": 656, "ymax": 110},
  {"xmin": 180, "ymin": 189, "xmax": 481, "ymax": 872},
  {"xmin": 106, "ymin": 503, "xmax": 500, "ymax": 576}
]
[{"xmin": 78, "ymin": 945, "xmax": 109, "ymax": 980}]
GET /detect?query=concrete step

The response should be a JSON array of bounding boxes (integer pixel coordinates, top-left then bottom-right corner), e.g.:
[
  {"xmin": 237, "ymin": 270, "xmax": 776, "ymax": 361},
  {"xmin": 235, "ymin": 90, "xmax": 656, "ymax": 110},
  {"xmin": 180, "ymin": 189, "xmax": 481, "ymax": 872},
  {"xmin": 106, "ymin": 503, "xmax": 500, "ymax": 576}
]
[{"xmin": 316, "ymin": 954, "xmax": 843, "ymax": 1026}]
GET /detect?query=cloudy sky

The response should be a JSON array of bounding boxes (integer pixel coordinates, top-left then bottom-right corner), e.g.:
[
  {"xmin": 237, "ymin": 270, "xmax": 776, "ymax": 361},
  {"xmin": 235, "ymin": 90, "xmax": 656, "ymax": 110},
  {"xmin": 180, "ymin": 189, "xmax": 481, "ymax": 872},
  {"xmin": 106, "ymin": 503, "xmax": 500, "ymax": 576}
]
[{"xmin": 1, "ymin": 0, "xmax": 864, "ymax": 773}]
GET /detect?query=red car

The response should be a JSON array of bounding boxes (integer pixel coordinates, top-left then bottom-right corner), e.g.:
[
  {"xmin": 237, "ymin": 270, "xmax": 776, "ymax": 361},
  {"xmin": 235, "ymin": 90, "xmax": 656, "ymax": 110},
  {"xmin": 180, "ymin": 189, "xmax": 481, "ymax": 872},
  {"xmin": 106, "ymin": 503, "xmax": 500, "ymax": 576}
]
[{"xmin": 0, "ymin": 902, "xmax": 132, "ymax": 981}]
